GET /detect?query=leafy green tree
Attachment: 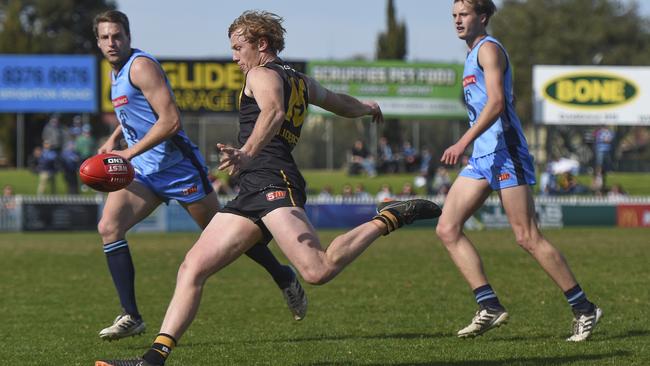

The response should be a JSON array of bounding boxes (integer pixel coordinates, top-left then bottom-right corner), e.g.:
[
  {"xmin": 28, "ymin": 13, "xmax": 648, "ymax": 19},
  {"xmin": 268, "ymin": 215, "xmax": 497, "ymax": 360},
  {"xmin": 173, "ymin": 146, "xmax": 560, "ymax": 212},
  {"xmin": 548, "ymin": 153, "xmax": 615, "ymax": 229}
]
[
  {"xmin": 491, "ymin": 0, "xmax": 650, "ymax": 167},
  {"xmin": 492, "ymin": 0, "xmax": 650, "ymax": 123},
  {"xmin": 0, "ymin": 0, "xmax": 115, "ymax": 166},
  {"xmin": 376, "ymin": 0, "xmax": 407, "ymax": 60},
  {"xmin": 376, "ymin": 0, "xmax": 408, "ymax": 147},
  {"xmin": 0, "ymin": 0, "xmax": 116, "ymax": 54}
]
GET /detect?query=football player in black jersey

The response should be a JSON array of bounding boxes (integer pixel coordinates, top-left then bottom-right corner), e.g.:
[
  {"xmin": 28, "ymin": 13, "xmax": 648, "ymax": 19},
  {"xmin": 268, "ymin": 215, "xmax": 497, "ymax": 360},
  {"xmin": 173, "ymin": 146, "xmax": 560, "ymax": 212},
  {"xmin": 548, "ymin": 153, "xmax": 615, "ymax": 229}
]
[{"xmin": 96, "ymin": 10, "xmax": 441, "ymax": 366}]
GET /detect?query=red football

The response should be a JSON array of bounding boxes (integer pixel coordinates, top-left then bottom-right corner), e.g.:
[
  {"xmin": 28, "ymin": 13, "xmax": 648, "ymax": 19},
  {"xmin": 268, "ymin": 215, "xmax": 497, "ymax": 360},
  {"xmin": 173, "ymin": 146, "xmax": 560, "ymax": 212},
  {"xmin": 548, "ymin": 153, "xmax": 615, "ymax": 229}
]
[{"xmin": 79, "ymin": 153, "xmax": 135, "ymax": 192}]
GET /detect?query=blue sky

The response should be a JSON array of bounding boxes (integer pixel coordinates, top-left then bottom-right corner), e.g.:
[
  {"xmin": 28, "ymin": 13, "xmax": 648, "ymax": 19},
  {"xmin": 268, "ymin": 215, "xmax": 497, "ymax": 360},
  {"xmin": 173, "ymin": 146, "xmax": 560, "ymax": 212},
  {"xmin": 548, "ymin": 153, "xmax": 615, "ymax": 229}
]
[{"xmin": 115, "ymin": 0, "xmax": 649, "ymax": 63}]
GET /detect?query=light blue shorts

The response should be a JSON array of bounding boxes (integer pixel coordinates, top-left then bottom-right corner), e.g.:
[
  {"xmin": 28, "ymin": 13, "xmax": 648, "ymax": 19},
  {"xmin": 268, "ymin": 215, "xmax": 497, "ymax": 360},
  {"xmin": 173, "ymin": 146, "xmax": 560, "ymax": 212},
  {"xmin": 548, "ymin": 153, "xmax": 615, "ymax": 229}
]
[
  {"xmin": 134, "ymin": 156, "xmax": 213, "ymax": 204},
  {"xmin": 459, "ymin": 145, "xmax": 537, "ymax": 190}
]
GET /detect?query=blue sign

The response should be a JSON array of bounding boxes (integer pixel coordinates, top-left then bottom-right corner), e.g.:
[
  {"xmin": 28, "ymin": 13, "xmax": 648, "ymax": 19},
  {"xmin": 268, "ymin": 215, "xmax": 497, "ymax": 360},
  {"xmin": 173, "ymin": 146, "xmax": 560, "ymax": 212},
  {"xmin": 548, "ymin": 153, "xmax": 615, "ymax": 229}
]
[{"xmin": 0, "ymin": 55, "xmax": 97, "ymax": 112}]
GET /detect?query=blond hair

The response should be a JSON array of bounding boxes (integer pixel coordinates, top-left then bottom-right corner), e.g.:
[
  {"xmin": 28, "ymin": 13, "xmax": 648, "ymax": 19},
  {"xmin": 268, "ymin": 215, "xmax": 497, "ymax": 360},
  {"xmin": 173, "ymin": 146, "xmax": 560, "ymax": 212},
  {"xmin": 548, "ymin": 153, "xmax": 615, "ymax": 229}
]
[{"xmin": 228, "ymin": 10, "xmax": 286, "ymax": 54}]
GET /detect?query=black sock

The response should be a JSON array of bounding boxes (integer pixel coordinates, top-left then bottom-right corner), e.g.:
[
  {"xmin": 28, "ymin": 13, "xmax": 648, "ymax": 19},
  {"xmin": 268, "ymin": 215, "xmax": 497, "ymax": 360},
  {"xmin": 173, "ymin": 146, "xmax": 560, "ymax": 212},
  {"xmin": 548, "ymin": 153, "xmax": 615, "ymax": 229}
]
[
  {"xmin": 564, "ymin": 284, "xmax": 595, "ymax": 314},
  {"xmin": 104, "ymin": 240, "xmax": 140, "ymax": 318},
  {"xmin": 142, "ymin": 333, "xmax": 177, "ymax": 366},
  {"xmin": 245, "ymin": 244, "xmax": 293, "ymax": 288},
  {"xmin": 473, "ymin": 284, "xmax": 504, "ymax": 310}
]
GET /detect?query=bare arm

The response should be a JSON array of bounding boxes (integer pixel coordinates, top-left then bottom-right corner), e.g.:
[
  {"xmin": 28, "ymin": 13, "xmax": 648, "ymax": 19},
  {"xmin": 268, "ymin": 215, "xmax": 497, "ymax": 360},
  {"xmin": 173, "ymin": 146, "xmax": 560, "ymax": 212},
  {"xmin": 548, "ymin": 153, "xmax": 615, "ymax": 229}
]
[
  {"xmin": 305, "ymin": 76, "xmax": 383, "ymax": 123},
  {"xmin": 440, "ymin": 41, "xmax": 506, "ymax": 165},
  {"xmin": 114, "ymin": 57, "xmax": 181, "ymax": 160},
  {"xmin": 218, "ymin": 66, "xmax": 285, "ymax": 175},
  {"xmin": 98, "ymin": 124, "xmax": 124, "ymax": 154}
]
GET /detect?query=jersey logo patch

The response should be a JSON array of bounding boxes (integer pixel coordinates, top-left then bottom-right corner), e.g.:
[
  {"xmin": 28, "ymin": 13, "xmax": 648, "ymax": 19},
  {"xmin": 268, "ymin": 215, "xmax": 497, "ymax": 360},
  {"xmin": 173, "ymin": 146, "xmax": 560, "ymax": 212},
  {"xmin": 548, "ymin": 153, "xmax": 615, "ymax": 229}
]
[
  {"xmin": 182, "ymin": 185, "xmax": 198, "ymax": 195},
  {"xmin": 112, "ymin": 95, "xmax": 129, "ymax": 107},
  {"xmin": 497, "ymin": 173, "xmax": 511, "ymax": 182},
  {"xmin": 463, "ymin": 75, "xmax": 477, "ymax": 87},
  {"xmin": 266, "ymin": 190, "xmax": 286, "ymax": 201}
]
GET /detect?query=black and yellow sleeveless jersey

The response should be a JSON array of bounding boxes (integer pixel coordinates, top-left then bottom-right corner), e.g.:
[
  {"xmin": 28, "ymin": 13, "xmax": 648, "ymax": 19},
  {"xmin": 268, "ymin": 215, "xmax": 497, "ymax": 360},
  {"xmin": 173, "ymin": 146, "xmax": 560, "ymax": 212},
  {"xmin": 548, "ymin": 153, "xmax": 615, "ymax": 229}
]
[{"xmin": 237, "ymin": 58, "xmax": 308, "ymax": 191}]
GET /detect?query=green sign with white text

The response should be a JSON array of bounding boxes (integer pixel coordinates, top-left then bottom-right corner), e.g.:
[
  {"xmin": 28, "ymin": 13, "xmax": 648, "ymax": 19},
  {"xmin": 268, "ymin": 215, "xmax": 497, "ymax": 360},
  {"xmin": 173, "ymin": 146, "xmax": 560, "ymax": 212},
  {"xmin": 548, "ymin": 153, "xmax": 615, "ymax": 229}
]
[{"xmin": 307, "ymin": 60, "xmax": 465, "ymax": 119}]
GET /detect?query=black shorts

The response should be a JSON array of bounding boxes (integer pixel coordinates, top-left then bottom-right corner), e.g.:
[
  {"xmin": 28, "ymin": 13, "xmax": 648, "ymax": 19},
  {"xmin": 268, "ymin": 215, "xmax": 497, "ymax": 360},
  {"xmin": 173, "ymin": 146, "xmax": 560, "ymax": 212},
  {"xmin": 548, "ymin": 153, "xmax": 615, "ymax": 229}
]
[{"xmin": 222, "ymin": 170, "xmax": 306, "ymax": 245}]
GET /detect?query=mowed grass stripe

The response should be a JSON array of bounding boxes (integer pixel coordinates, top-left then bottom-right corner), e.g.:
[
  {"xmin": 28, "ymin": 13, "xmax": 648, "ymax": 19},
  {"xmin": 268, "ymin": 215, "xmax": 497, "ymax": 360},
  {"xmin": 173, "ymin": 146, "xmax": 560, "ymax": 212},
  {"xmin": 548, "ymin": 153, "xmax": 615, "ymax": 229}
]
[{"xmin": 0, "ymin": 228, "xmax": 648, "ymax": 365}]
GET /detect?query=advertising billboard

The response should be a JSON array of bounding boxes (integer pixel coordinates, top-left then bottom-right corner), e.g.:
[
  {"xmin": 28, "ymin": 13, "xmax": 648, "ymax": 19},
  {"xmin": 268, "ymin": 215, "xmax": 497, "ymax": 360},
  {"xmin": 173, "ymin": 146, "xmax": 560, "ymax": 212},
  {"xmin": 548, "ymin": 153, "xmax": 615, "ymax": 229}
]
[
  {"xmin": 533, "ymin": 65, "xmax": 650, "ymax": 125},
  {"xmin": 307, "ymin": 60, "xmax": 466, "ymax": 119},
  {"xmin": 100, "ymin": 59, "xmax": 306, "ymax": 114},
  {"xmin": 0, "ymin": 55, "xmax": 97, "ymax": 113}
]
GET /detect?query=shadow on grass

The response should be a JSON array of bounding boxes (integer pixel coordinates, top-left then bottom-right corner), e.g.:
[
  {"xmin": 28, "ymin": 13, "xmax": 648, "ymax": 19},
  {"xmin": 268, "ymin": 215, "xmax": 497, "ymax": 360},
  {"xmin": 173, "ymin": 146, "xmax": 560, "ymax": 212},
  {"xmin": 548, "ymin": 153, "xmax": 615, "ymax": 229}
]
[
  {"xmin": 597, "ymin": 328, "xmax": 650, "ymax": 341},
  {"xmin": 166, "ymin": 331, "xmax": 449, "ymax": 350},
  {"xmin": 309, "ymin": 350, "xmax": 631, "ymax": 366}
]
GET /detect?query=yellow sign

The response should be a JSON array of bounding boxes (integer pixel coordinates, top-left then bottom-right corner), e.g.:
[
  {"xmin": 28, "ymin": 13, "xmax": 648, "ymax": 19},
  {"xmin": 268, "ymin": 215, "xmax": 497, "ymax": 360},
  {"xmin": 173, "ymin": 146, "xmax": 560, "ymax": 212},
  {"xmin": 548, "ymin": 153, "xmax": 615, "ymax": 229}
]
[
  {"xmin": 100, "ymin": 59, "xmax": 245, "ymax": 113},
  {"xmin": 543, "ymin": 72, "xmax": 638, "ymax": 109}
]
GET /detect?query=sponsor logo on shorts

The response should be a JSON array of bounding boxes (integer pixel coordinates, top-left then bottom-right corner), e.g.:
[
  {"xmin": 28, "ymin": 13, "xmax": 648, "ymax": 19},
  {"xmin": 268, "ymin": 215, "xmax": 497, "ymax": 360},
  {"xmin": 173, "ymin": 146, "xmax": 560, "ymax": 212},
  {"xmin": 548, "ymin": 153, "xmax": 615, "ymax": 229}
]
[
  {"xmin": 112, "ymin": 95, "xmax": 129, "ymax": 107},
  {"xmin": 497, "ymin": 173, "xmax": 511, "ymax": 181},
  {"xmin": 463, "ymin": 75, "xmax": 477, "ymax": 87},
  {"xmin": 182, "ymin": 185, "xmax": 199, "ymax": 196},
  {"xmin": 266, "ymin": 190, "xmax": 286, "ymax": 201}
]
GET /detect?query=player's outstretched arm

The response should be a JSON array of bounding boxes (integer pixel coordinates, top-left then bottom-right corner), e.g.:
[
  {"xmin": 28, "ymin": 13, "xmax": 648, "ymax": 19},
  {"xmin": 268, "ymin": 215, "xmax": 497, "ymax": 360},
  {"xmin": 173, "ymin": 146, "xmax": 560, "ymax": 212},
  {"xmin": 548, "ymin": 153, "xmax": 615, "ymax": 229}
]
[
  {"xmin": 305, "ymin": 76, "xmax": 383, "ymax": 123},
  {"xmin": 117, "ymin": 57, "xmax": 182, "ymax": 160}
]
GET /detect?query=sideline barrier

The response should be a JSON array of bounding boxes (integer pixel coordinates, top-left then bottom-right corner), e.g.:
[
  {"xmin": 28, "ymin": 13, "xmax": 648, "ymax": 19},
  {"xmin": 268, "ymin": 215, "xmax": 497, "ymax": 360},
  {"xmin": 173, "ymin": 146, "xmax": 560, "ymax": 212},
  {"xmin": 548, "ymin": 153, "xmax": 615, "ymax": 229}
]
[{"xmin": 1, "ymin": 195, "xmax": 650, "ymax": 232}]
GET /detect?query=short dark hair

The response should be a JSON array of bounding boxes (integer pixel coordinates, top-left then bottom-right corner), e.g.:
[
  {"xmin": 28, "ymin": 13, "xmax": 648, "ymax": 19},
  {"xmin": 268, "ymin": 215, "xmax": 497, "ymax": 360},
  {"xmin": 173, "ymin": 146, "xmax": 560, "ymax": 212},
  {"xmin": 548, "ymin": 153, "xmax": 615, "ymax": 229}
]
[
  {"xmin": 93, "ymin": 10, "xmax": 130, "ymax": 38},
  {"xmin": 228, "ymin": 10, "xmax": 286, "ymax": 54},
  {"xmin": 454, "ymin": 0, "xmax": 497, "ymax": 25}
]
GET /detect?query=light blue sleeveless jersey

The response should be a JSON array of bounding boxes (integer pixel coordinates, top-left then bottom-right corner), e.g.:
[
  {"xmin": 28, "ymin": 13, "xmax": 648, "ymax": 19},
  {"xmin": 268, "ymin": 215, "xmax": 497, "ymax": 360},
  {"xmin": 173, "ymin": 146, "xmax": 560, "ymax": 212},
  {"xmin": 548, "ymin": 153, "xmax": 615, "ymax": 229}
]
[
  {"xmin": 463, "ymin": 36, "xmax": 528, "ymax": 158},
  {"xmin": 111, "ymin": 49, "xmax": 197, "ymax": 175}
]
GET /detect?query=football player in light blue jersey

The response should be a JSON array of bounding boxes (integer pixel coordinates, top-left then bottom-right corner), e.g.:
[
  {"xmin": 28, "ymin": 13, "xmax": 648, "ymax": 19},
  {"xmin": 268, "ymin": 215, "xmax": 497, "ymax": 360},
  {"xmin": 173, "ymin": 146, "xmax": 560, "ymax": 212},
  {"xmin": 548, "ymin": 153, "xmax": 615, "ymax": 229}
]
[
  {"xmin": 435, "ymin": 0, "xmax": 601, "ymax": 342},
  {"xmin": 93, "ymin": 10, "xmax": 307, "ymax": 342}
]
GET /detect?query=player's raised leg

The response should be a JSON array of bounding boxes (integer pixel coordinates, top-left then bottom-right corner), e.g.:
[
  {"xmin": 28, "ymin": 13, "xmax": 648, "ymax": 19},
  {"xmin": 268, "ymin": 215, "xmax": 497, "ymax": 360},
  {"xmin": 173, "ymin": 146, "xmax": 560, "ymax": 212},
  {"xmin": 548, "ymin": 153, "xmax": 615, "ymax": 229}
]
[
  {"xmin": 97, "ymin": 181, "xmax": 162, "ymax": 341},
  {"xmin": 266, "ymin": 199, "xmax": 441, "ymax": 285},
  {"xmin": 498, "ymin": 185, "xmax": 601, "ymax": 341},
  {"xmin": 436, "ymin": 176, "xmax": 509, "ymax": 337}
]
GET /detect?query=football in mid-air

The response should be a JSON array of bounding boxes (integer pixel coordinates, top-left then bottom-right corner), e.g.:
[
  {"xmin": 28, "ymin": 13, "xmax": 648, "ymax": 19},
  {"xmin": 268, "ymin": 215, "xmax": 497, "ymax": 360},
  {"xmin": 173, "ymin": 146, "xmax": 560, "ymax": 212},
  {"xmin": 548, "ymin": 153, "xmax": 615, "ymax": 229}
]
[{"xmin": 79, "ymin": 153, "xmax": 135, "ymax": 192}]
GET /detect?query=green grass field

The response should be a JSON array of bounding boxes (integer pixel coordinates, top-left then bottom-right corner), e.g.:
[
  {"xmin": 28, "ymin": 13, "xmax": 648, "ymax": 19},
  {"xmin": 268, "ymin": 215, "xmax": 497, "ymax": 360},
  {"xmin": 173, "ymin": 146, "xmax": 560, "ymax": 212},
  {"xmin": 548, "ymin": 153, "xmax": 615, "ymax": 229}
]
[
  {"xmin": 2, "ymin": 168, "xmax": 650, "ymax": 196},
  {"xmin": 1, "ymin": 228, "xmax": 648, "ymax": 365}
]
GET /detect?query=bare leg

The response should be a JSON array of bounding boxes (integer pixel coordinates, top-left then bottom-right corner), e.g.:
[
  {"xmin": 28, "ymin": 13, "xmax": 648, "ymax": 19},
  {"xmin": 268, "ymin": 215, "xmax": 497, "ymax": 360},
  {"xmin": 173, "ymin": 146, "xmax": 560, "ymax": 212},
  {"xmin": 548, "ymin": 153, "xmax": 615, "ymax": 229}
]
[
  {"xmin": 183, "ymin": 192, "xmax": 293, "ymax": 287},
  {"xmin": 158, "ymin": 213, "xmax": 262, "ymax": 339},
  {"xmin": 263, "ymin": 207, "xmax": 385, "ymax": 285},
  {"xmin": 498, "ymin": 185, "xmax": 577, "ymax": 291},
  {"xmin": 435, "ymin": 176, "xmax": 493, "ymax": 289}
]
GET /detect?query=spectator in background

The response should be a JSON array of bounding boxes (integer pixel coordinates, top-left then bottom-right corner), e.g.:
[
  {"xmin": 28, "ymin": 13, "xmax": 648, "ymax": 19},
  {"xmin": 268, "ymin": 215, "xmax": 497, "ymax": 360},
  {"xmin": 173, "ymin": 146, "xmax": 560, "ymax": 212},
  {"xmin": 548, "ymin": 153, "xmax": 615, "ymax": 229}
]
[
  {"xmin": 69, "ymin": 115, "xmax": 84, "ymax": 139},
  {"xmin": 348, "ymin": 139, "xmax": 376, "ymax": 177},
  {"xmin": 341, "ymin": 183, "xmax": 355, "ymax": 201},
  {"xmin": 37, "ymin": 140, "xmax": 58, "ymax": 195},
  {"xmin": 353, "ymin": 183, "xmax": 373, "ymax": 201},
  {"xmin": 400, "ymin": 141, "xmax": 419, "ymax": 172},
  {"xmin": 42, "ymin": 115, "xmax": 67, "ymax": 153},
  {"xmin": 375, "ymin": 183, "xmax": 394, "ymax": 202},
  {"xmin": 550, "ymin": 172, "xmax": 589, "ymax": 195},
  {"xmin": 607, "ymin": 183, "xmax": 627, "ymax": 199},
  {"xmin": 432, "ymin": 166, "xmax": 452, "ymax": 196},
  {"xmin": 419, "ymin": 146, "xmax": 437, "ymax": 194},
  {"xmin": 1, "ymin": 184, "xmax": 17, "ymax": 224},
  {"xmin": 317, "ymin": 185, "xmax": 334, "ymax": 200},
  {"xmin": 75, "ymin": 124, "xmax": 96, "ymax": 161},
  {"xmin": 376, "ymin": 136, "xmax": 398, "ymax": 174},
  {"xmin": 27, "ymin": 146, "xmax": 43, "ymax": 174},
  {"xmin": 593, "ymin": 125, "xmax": 614, "ymax": 191},
  {"xmin": 398, "ymin": 182, "xmax": 417, "ymax": 198},
  {"xmin": 2, "ymin": 184, "xmax": 16, "ymax": 209},
  {"xmin": 61, "ymin": 141, "xmax": 81, "ymax": 194}
]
